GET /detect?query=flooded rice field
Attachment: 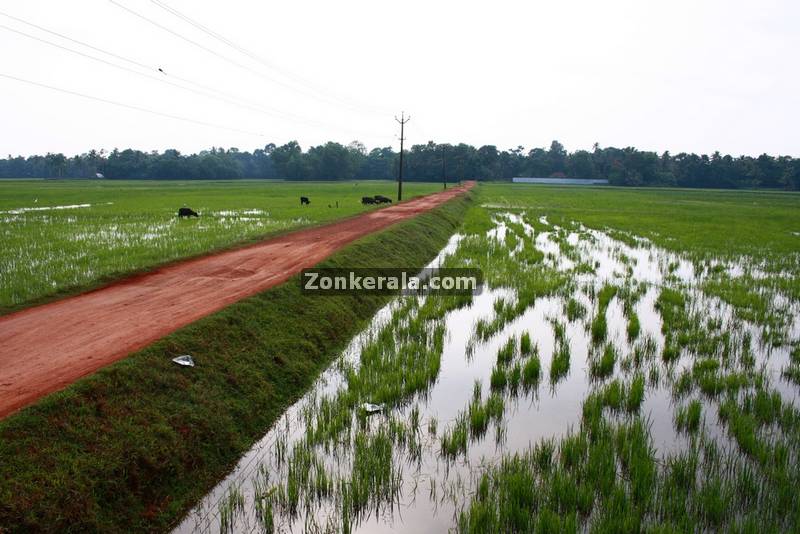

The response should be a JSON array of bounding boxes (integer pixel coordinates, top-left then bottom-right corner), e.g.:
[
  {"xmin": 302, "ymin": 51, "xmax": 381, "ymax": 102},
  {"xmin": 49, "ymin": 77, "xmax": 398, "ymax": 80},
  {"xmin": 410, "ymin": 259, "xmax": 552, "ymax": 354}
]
[
  {"xmin": 178, "ymin": 211, "xmax": 800, "ymax": 533},
  {"xmin": 0, "ymin": 205, "xmax": 310, "ymax": 307}
]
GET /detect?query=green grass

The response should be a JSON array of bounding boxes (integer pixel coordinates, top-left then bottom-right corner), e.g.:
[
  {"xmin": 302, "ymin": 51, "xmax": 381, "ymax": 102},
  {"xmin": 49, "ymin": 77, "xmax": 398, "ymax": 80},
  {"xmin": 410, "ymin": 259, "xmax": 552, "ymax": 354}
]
[
  {"xmin": 0, "ymin": 192, "xmax": 470, "ymax": 532},
  {"xmin": 0, "ymin": 179, "xmax": 441, "ymax": 313}
]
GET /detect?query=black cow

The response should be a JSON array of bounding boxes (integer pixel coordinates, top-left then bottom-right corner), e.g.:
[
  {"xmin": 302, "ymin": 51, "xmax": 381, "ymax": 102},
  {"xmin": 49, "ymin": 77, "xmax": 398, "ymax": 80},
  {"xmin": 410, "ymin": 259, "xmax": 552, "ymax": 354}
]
[
  {"xmin": 178, "ymin": 207, "xmax": 199, "ymax": 218},
  {"xmin": 374, "ymin": 195, "xmax": 392, "ymax": 204},
  {"xmin": 300, "ymin": 196, "xmax": 310, "ymax": 205},
  {"xmin": 361, "ymin": 196, "xmax": 376, "ymax": 205}
]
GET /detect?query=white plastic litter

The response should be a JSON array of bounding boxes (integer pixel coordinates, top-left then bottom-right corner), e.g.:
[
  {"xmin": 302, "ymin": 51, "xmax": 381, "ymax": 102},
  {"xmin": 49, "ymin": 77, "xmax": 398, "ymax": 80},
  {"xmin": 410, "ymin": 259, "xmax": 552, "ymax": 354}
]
[
  {"xmin": 172, "ymin": 355, "xmax": 195, "ymax": 367},
  {"xmin": 361, "ymin": 402, "xmax": 384, "ymax": 414}
]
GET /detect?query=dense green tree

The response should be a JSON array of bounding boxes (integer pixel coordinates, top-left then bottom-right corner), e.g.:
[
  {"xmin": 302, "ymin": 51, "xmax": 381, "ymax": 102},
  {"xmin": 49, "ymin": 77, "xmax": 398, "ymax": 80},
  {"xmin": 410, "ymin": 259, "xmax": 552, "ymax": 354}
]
[
  {"xmin": 0, "ymin": 140, "xmax": 796, "ymax": 190},
  {"xmin": 271, "ymin": 141, "xmax": 309, "ymax": 180},
  {"xmin": 307, "ymin": 142, "xmax": 356, "ymax": 180},
  {"xmin": 44, "ymin": 153, "xmax": 67, "ymax": 178}
]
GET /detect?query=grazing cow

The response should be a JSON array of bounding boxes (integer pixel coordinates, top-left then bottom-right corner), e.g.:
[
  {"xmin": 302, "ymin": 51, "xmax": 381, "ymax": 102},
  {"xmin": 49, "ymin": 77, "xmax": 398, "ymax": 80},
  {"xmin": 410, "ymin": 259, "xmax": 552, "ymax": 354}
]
[
  {"xmin": 361, "ymin": 196, "xmax": 376, "ymax": 205},
  {"xmin": 300, "ymin": 196, "xmax": 310, "ymax": 205},
  {"xmin": 178, "ymin": 207, "xmax": 199, "ymax": 218},
  {"xmin": 374, "ymin": 195, "xmax": 392, "ymax": 204}
]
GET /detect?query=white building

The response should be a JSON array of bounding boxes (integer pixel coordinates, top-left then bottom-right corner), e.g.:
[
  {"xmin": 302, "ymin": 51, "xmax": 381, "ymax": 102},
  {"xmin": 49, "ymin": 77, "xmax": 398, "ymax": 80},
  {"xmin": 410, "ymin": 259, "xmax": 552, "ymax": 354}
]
[{"xmin": 512, "ymin": 177, "xmax": 609, "ymax": 185}]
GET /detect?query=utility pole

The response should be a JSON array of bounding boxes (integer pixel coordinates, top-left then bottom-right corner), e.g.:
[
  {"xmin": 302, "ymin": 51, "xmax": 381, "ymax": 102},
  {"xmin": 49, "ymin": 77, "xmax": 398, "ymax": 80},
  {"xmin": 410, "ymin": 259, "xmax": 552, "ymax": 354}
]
[
  {"xmin": 395, "ymin": 112, "xmax": 410, "ymax": 201},
  {"xmin": 441, "ymin": 144, "xmax": 447, "ymax": 190}
]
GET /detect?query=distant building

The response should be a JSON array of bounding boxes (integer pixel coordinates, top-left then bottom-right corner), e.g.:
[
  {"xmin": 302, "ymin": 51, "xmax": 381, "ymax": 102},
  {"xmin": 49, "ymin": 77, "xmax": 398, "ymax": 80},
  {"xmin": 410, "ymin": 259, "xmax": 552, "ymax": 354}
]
[
  {"xmin": 512, "ymin": 177, "xmax": 609, "ymax": 185},
  {"xmin": 95, "ymin": 173, "xmax": 105, "ymax": 178}
]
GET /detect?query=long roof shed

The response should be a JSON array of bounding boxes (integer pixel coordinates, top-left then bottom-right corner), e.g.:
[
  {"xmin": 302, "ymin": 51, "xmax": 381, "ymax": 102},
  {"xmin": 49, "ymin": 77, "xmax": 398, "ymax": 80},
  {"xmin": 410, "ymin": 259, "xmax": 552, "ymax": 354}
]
[{"xmin": 512, "ymin": 177, "xmax": 609, "ymax": 185}]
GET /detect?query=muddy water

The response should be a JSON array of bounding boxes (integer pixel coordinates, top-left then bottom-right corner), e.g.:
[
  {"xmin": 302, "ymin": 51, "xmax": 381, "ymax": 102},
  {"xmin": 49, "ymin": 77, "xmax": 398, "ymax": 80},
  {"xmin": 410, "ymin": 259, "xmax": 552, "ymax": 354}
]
[{"xmin": 176, "ymin": 213, "xmax": 799, "ymax": 534}]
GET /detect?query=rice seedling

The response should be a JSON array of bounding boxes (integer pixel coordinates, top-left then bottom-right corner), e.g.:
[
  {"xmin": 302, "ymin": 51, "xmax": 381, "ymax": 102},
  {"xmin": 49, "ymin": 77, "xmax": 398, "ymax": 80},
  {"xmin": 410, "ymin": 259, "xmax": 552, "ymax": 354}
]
[
  {"xmin": 218, "ymin": 485, "xmax": 246, "ymax": 534},
  {"xmin": 565, "ymin": 297, "xmax": 587, "ymax": 322},
  {"xmin": 508, "ymin": 363, "xmax": 522, "ymax": 391},
  {"xmin": 348, "ymin": 428, "xmax": 403, "ymax": 519},
  {"xmin": 549, "ymin": 341, "xmax": 571, "ymax": 385},
  {"xmin": 496, "ymin": 336, "xmax": 516, "ymax": 365},
  {"xmin": 626, "ymin": 373, "xmax": 646, "ymax": 413},
  {"xmin": 782, "ymin": 365, "xmax": 800, "ymax": 386},
  {"xmin": 441, "ymin": 415, "xmax": 469, "ymax": 458},
  {"xmin": 520, "ymin": 331, "xmax": 533, "ymax": 355},
  {"xmin": 590, "ymin": 312, "xmax": 608, "ymax": 343},
  {"xmin": 597, "ymin": 284, "xmax": 618, "ymax": 310},
  {"xmin": 627, "ymin": 311, "xmax": 641, "ymax": 341},
  {"xmin": 550, "ymin": 318, "xmax": 567, "ymax": 345},
  {"xmin": 675, "ymin": 400, "xmax": 702, "ymax": 434},
  {"xmin": 591, "ymin": 343, "xmax": 618, "ymax": 380},
  {"xmin": 428, "ymin": 417, "xmax": 438, "ymax": 437},
  {"xmin": 632, "ymin": 334, "xmax": 658, "ymax": 367},
  {"xmin": 467, "ymin": 392, "xmax": 505, "ymax": 438},
  {"xmin": 672, "ymin": 370, "xmax": 694, "ymax": 399},
  {"xmin": 490, "ymin": 365, "xmax": 508, "ymax": 391},
  {"xmin": 602, "ymin": 380, "xmax": 625, "ymax": 411},
  {"xmin": 522, "ymin": 350, "xmax": 542, "ymax": 388}
]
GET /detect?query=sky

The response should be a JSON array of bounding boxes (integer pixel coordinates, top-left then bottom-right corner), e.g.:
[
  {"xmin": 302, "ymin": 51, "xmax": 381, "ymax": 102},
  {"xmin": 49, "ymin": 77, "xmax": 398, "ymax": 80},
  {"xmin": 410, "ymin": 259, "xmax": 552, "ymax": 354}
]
[{"xmin": 0, "ymin": 0, "xmax": 798, "ymax": 158}]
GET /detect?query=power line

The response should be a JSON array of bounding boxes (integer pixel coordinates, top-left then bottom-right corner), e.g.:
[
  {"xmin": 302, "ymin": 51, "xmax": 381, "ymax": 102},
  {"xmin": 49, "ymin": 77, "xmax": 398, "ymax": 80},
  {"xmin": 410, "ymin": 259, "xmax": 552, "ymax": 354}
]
[
  {"xmin": 0, "ymin": 9, "xmax": 152, "ymax": 71},
  {"xmin": 149, "ymin": 1, "xmax": 311, "ymax": 92},
  {"xmin": 0, "ymin": 18, "xmax": 306, "ymax": 124},
  {"xmin": 395, "ymin": 112, "xmax": 410, "ymax": 201},
  {"xmin": 148, "ymin": 0, "xmax": 392, "ymax": 116},
  {"xmin": 0, "ymin": 22, "xmax": 242, "ymax": 107},
  {"xmin": 108, "ymin": 0, "xmax": 265, "ymax": 78},
  {"xmin": 0, "ymin": 12, "xmax": 391, "ymax": 139},
  {"xmin": 109, "ymin": 0, "xmax": 388, "ymax": 118},
  {"xmin": 0, "ymin": 72, "xmax": 269, "ymax": 137}
]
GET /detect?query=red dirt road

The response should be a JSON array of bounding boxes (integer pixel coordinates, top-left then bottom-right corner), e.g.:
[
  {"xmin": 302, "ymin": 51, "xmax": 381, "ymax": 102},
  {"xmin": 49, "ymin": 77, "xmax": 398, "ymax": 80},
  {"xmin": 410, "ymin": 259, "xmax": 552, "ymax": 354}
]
[{"xmin": 0, "ymin": 183, "xmax": 473, "ymax": 418}]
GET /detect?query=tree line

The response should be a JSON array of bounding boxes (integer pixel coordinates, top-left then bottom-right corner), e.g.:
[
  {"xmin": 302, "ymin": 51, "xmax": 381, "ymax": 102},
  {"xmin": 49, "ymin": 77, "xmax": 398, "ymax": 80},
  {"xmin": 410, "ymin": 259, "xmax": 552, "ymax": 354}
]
[{"xmin": 1, "ymin": 140, "xmax": 798, "ymax": 189}]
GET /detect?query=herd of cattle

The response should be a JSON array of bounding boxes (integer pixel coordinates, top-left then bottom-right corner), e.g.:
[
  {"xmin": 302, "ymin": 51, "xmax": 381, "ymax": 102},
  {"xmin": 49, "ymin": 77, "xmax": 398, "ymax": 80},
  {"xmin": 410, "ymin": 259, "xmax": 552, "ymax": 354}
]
[
  {"xmin": 177, "ymin": 194, "xmax": 393, "ymax": 218},
  {"xmin": 361, "ymin": 195, "xmax": 392, "ymax": 205}
]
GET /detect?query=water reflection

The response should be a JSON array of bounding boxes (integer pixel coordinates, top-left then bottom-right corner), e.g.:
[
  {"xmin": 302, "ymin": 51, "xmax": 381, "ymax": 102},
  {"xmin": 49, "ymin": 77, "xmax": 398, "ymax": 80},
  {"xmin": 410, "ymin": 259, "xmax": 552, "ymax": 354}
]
[{"xmin": 176, "ymin": 212, "xmax": 799, "ymax": 534}]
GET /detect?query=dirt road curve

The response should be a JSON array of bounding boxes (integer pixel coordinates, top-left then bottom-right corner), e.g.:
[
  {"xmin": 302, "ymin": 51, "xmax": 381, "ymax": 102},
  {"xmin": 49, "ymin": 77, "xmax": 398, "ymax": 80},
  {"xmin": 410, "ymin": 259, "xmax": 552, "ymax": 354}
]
[{"xmin": 0, "ymin": 182, "xmax": 474, "ymax": 418}]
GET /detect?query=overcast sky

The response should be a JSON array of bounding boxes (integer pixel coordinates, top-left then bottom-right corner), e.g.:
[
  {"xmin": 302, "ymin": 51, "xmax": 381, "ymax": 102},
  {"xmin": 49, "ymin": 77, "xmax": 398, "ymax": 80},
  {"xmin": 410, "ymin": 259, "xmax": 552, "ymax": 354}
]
[{"xmin": 0, "ymin": 0, "xmax": 798, "ymax": 158}]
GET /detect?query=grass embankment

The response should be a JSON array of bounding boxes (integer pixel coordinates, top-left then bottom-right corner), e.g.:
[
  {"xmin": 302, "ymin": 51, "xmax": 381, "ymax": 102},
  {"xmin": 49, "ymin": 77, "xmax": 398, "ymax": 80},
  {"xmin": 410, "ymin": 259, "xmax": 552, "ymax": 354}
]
[
  {"xmin": 0, "ymin": 179, "xmax": 441, "ymax": 313},
  {"xmin": 0, "ymin": 193, "xmax": 470, "ymax": 533}
]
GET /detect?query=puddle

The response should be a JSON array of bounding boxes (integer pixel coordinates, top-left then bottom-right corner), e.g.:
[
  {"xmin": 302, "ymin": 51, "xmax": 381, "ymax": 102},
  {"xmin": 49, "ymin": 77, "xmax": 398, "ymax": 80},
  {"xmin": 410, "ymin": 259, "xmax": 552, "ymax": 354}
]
[
  {"xmin": 0, "ymin": 202, "xmax": 116, "ymax": 215},
  {"xmin": 175, "ymin": 212, "xmax": 800, "ymax": 533},
  {"xmin": 1, "ymin": 203, "xmax": 93, "ymax": 214}
]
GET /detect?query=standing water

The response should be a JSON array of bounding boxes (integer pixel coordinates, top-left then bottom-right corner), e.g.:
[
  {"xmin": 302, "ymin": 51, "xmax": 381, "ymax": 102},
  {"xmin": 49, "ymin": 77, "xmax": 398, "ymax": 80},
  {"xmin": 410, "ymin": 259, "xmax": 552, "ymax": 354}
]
[{"xmin": 176, "ymin": 211, "xmax": 799, "ymax": 533}]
